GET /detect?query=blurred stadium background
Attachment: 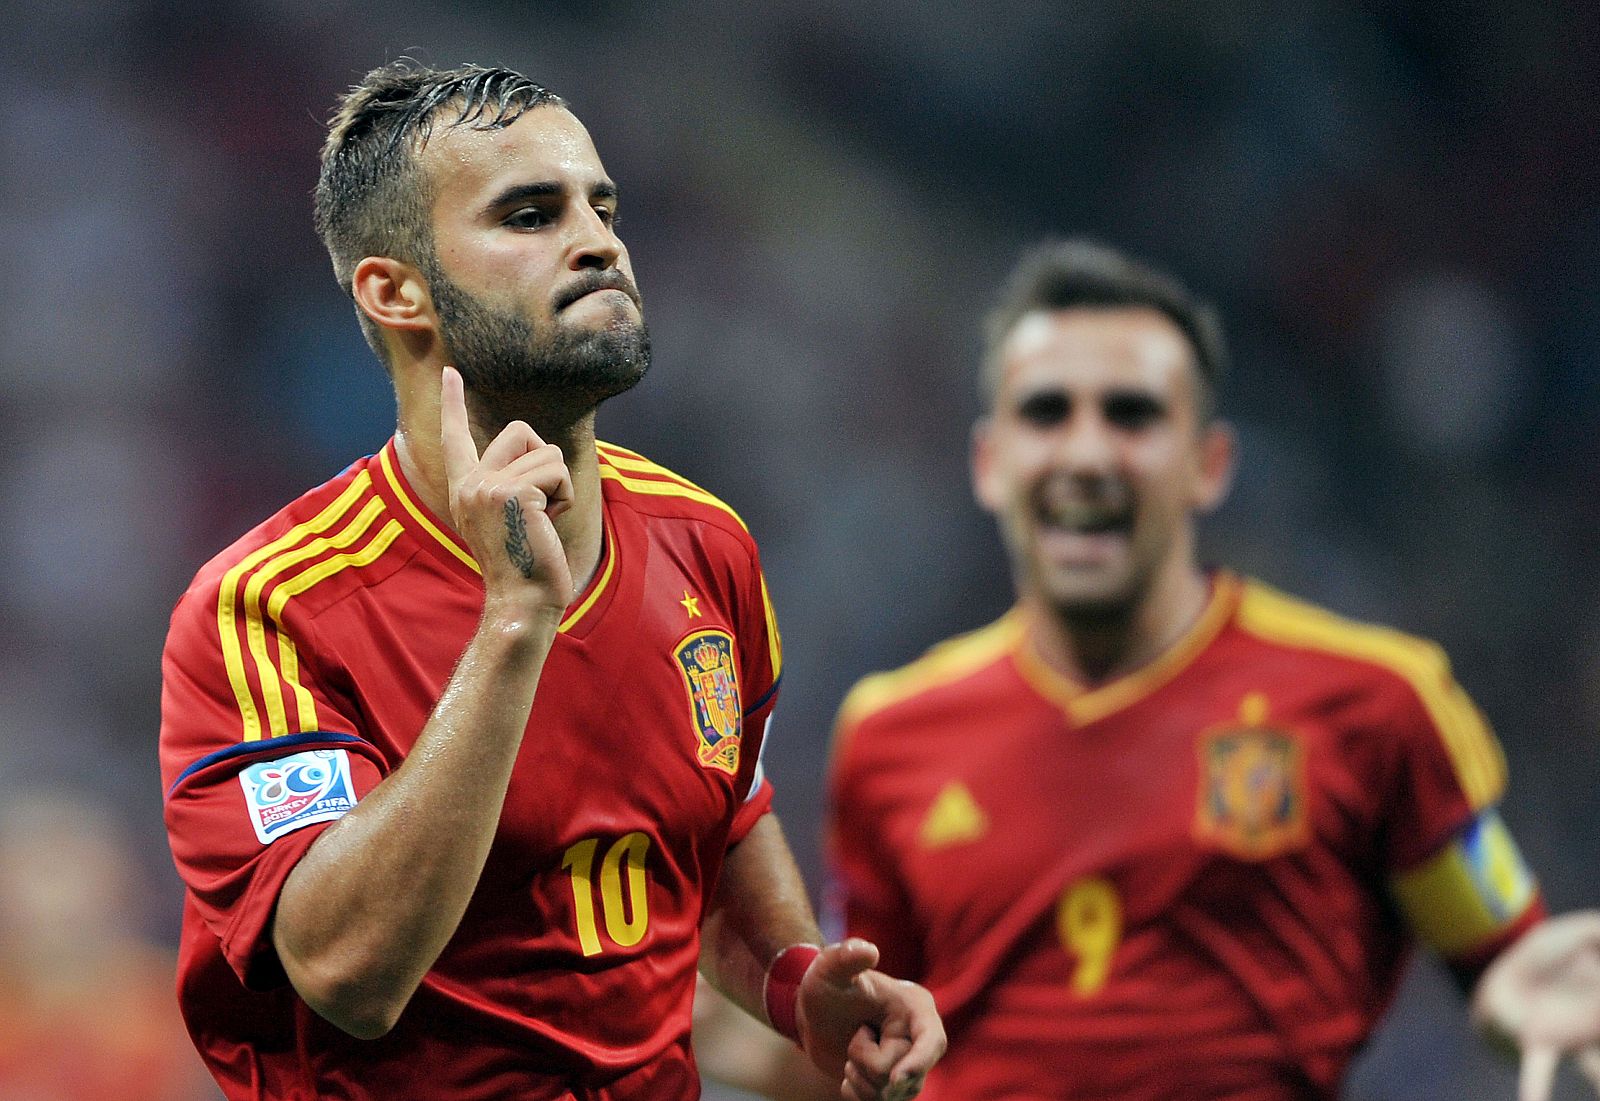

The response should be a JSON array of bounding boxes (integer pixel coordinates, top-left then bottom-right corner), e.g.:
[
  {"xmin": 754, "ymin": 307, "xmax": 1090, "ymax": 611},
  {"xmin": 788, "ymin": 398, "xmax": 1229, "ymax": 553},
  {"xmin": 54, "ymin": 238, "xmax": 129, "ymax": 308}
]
[{"xmin": 1, "ymin": 1, "xmax": 1596, "ymax": 1097}]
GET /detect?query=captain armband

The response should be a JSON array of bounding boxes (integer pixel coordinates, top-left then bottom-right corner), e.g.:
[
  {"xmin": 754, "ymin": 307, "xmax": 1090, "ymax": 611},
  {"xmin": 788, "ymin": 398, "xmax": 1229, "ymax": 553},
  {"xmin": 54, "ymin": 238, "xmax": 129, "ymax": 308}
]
[{"xmin": 1391, "ymin": 808, "xmax": 1538, "ymax": 959}]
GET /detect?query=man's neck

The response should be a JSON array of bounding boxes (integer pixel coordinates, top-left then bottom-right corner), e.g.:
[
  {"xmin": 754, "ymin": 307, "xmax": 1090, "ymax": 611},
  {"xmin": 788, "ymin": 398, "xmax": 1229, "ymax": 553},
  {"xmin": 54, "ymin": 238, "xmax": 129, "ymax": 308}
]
[
  {"xmin": 1026, "ymin": 563, "xmax": 1213, "ymax": 687},
  {"xmin": 393, "ymin": 392, "xmax": 606, "ymax": 597}
]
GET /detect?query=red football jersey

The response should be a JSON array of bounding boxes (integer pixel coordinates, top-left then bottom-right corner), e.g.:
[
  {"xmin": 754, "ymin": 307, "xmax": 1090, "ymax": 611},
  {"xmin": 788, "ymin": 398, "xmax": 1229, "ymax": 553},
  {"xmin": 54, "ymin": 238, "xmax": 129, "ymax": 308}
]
[
  {"xmin": 827, "ymin": 573, "xmax": 1539, "ymax": 1101},
  {"xmin": 161, "ymin": 439, "xmax": 782, "ymax": 1101}
]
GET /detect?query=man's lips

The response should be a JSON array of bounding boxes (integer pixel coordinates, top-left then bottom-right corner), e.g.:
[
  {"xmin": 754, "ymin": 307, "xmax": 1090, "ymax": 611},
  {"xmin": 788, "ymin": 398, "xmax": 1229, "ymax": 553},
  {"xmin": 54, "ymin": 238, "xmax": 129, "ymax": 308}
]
[
  {"xmin": 556, "ymin": 274, "xmax": 640, "ymax": 311},
  {"xmin": 572, "ymin": 288, "xmax": 631, "ymax": 307},
  {"xmin": 1036, "ymin": 500, "xmax": 1132, "ymax": 535}
]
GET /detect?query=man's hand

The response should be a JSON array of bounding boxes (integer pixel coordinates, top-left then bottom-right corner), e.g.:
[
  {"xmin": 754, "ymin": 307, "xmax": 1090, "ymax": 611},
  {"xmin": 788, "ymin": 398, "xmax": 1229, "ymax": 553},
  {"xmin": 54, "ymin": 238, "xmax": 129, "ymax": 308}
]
[
  {"xmin": 795, "ymin": 939, "xmax": 945, "ymax": 1101},
  {"xmin": 439, "ymin": 366, "xmax": 574, "ymax": 618},
  {"xmin": 1473, "ymin": 911, "xmax": 1600, "ymax": 1101}
]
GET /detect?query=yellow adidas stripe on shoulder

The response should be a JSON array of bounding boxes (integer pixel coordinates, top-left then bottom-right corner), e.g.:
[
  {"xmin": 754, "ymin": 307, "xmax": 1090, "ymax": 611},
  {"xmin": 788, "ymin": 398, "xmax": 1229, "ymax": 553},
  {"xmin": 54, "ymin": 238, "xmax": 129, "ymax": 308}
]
[
  {"xmin": 596, "ymin": 441, "xmax": 749, "ymax": 532},
  {"xmin": 835, "ymin": 613, "xmax": 1024, "ymax": 740},
  {"xmin": 262, "ymin": 519, "xmax": 403, "ymax": 738},
  {"xmin": 218, "ymin": 473, "xmax": 374, "ymax": 743},
  {"xmin": 243, "ymin": 496, "xmax": 389, "ymax": 740},
  {"xmin": 1235, "ymin": 581, "xmax": 1506, "ymax": 810},
  {"xmin": 218, "ymin": 472, "xmax": 407, "ymax": 742}
]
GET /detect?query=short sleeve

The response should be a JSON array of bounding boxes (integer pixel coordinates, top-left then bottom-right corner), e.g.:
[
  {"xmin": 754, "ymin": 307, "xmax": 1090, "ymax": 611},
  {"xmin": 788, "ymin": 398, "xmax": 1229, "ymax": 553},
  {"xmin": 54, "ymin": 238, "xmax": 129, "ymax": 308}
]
[
  {"xmin": 728, "ymin": 544, "xmax": 781, "ymax": 844},
  {"xmin": 1374, "ymin": 645, "xmax": 1543, "ymax": 976},
  {"xmin": 1378, "ymin": 642, "xmax": 1508, "ymax": 874},
  {"xmin": 159, "ymin": 579, "xmax": 388, "ymax": 989}
]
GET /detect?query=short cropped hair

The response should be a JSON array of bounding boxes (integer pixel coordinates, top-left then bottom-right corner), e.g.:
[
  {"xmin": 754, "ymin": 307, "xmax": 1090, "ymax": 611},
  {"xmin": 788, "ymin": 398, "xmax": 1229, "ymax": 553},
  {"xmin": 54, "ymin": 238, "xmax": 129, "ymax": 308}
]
[
  {"xmin": 981, "ymin": 239, "xmax": 1228, "ymax": 420},
  {"xmin": 313, "ymin": 60, "xmax": 567, "ymax": 360}
]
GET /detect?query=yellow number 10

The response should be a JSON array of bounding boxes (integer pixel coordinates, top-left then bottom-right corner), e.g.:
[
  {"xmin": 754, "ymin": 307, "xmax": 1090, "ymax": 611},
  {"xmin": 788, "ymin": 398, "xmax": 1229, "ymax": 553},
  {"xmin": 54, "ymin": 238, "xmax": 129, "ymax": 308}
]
[
  {"xmin": 1055, "ymin": 876, "xmax": 1122, "ymax": 996},
  {"xmin": 561, "ymin": 832, "xmax": 652, "ymax": 957}
]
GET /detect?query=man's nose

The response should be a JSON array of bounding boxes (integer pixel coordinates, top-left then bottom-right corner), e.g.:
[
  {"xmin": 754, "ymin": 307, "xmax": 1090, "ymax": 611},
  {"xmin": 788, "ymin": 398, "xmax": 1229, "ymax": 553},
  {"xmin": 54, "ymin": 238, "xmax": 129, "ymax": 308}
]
[
  {"xmin": 567, "ymin": 206, "xmax": 621, "ymax": 270},
  {"xmin": 1053, "ymin": 412, "xmax": 1116, "ymax": 476}
]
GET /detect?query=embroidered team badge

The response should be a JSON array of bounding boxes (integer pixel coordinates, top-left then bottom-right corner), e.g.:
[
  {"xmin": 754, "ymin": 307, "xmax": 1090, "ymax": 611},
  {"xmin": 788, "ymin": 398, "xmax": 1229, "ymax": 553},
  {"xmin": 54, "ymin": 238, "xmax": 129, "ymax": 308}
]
[
  {"xmin": 239, "ymin": 748, "xmax": 357, "ymax": 845},
  {"xmin": 1194, "ymin": 723, "xmax": 1308, "ymax": 860},
  {"xmin": 675, "ymin": 629, "xmax": 742, "ymax": 775}
]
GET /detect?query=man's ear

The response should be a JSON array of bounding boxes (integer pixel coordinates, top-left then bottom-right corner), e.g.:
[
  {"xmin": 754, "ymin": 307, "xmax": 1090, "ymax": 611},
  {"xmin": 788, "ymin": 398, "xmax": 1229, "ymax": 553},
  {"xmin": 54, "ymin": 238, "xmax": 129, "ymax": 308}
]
[
  {"xmin": 1192, "ymin": 420, "xmax": 1237, "ymax": 514},
  {"xmin": 351, "ymin": 256, "xmax": 434, "ymax": 334},
  {"xmin": 971, "ymin": 417, "xmax": 1002, "ymax": 515}
]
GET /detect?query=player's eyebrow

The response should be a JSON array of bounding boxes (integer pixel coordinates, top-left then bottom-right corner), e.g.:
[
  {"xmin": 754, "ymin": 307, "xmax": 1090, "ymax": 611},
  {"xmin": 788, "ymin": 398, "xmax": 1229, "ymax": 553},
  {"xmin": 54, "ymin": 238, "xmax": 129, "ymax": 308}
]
[
  {"xmin": 485, "ymin": 179, "xmax": 620, "ymax": 214},
  {"xmin": 1102, "ymin": 385, "xmax": 1166, "ymax": 406},
  {"xmin": 484, "ymin": 181, "xmax": 562, "ymax": 214}
]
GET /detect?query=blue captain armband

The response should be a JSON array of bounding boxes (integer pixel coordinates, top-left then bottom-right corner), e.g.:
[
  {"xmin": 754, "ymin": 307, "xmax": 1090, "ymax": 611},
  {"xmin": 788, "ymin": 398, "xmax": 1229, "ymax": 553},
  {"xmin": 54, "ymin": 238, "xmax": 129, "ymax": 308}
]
[{"xmin": 1391, "ymin": 808, "xmax": 1538, "ymax": 958}]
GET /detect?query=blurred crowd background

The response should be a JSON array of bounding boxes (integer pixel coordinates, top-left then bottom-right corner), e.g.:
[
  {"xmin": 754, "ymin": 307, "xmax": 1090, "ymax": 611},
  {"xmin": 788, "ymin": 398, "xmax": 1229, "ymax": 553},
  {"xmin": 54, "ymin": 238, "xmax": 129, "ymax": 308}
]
[{"xmin": 1, "ymin": 1, "xmax": 1596, "ymax": 1098}]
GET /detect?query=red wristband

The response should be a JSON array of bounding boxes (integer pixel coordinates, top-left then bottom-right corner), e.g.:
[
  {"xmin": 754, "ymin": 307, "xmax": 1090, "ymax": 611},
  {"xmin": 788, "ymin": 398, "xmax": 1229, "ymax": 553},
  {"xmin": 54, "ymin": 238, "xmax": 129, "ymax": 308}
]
[{"xmin": 763, "ymin": 943, "xmax": 821, "ymax": 1044}]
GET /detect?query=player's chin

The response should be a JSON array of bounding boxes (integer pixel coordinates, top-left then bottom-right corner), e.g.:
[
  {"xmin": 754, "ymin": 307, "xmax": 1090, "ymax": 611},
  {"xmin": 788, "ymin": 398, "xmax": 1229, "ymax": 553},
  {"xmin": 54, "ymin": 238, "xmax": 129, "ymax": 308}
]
[{"xmin": 1035, "ymin": 563, "xmax": 1139, "ymax": 621}]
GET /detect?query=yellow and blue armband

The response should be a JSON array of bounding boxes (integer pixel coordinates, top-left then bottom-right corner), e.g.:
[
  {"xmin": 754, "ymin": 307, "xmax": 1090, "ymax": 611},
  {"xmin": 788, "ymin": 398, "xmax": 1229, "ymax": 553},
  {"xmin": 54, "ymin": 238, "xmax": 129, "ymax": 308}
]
[{"xmin": 1391, "ymin": 808, "xmax": 1539, "ymax": 960}]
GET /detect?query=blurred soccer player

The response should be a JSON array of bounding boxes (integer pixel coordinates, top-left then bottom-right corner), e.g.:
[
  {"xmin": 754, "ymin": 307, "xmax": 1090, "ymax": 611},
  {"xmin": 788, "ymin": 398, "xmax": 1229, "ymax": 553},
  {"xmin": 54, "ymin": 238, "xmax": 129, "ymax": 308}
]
[
  {"xmin": 158, "ymin": 60, "xmax": 941, "ymax": 1101},
  {"xmin": 699, "ymin": 240, "xmax": 1600, "ymax": 1101}
]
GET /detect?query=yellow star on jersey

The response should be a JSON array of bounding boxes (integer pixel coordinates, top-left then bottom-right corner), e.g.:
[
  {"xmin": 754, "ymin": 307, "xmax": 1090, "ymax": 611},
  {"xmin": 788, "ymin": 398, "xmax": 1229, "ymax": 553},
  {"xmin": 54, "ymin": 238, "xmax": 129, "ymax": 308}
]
[{"xmin": 680, "ymin": 590, "xmax": 702, "ymax": 619}]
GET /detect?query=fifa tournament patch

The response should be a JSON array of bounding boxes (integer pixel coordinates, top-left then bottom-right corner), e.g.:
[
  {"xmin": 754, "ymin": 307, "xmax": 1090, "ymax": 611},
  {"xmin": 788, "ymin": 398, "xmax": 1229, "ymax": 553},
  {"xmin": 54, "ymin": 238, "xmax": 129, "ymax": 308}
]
[
  {"xmin": 675, "ymin": 629, "xmax": 743, "ymax": 775},
  {"xmin": 1193, "ymin": 724, "xmax": 1309, "ymax": 860},
  {"xmin": 238, "ymin": 749, "xmax": 357, "ymax": 845}
]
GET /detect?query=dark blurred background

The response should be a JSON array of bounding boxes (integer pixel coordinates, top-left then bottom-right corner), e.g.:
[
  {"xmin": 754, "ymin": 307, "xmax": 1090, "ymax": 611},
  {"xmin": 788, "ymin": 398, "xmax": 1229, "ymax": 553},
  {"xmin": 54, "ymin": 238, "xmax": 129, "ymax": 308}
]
[{"xmin": 0, "ymin": 1, "xmax": 1596, "ymax": 1098}]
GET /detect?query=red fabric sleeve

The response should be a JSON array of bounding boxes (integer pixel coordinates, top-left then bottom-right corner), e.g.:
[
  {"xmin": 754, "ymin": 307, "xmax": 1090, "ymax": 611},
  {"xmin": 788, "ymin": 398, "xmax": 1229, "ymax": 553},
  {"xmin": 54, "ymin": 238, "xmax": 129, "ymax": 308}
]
[
  {"xmin": 160, "ymin": 585, "xmax": 388, "ymax": 988},
  {"xmin": 727, "ymin": 538, "xmax": 781, "ymax": 844},
  {"xmin": 1376, "ymin": 645, "xmax": 1508, "ymax": 873},
  {"xmin": 1372, "ymin": 647, "xmax": 1540, "ymax": 985}
]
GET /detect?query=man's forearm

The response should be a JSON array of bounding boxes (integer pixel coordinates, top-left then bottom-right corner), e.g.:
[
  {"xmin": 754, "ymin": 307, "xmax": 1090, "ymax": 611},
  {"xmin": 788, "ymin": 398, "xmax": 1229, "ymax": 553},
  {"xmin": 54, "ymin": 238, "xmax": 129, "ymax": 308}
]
[
  {"xmin": 701, "ymin": 815, "xmax": 948, "ymax": 1100},
  {"xmin": 272, "ymin": 608, "xmax": 558, "ymax": 1037},
  {"xmin": 700, "ymin": 814, "xmax": 823, "ymax": 1023}
]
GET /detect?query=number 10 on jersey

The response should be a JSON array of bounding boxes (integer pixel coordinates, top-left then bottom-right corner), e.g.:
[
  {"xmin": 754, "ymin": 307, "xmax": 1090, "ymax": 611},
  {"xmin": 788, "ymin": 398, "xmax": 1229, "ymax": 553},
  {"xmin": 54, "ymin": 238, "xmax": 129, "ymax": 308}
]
[{"xmin": 562, "ymin": 833, "xmax": 652, "ymax": 956}]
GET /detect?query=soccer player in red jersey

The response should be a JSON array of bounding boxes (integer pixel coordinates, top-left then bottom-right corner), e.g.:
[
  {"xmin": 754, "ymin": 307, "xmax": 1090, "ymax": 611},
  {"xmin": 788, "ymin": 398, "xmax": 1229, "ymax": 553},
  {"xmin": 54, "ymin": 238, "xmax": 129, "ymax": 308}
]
[
  {"xmin": 697, "ymin": 240, "xmax": 1600, "ymax": 1101},
  {"xmin": 158, "ymin": 61, "xmax": 942, "ymax": 1101}
]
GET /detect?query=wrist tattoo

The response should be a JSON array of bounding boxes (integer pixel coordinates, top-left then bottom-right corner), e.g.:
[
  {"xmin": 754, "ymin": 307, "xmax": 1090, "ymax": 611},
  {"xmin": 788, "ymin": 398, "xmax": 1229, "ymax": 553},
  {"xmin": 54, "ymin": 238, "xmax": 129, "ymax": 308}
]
[{"xmin": 503, "ymin": 498, "xmax": 537, "ymax": 579}]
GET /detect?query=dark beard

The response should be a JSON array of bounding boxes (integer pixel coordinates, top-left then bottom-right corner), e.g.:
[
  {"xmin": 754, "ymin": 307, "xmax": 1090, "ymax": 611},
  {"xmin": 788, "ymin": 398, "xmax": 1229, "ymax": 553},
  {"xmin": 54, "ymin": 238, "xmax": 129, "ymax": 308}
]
[{"xmin": 427, "ymin": 264, "xmax": 650, "ymax": 427}]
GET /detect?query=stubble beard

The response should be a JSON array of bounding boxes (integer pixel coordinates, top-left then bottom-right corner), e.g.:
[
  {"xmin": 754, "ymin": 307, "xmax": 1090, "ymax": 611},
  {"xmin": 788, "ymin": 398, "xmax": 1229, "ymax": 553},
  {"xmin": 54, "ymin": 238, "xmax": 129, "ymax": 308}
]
[{"xmin": 427, "ymin": 264, "xmax": 651, "ymax": 430}]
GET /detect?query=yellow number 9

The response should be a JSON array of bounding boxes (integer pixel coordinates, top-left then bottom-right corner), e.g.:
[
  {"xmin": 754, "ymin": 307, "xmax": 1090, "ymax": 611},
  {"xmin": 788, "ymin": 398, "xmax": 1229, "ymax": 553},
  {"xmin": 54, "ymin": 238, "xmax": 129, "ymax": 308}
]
[{"xmin": 1056, "ymin": 876, "xmax": 1121, "ymax": 996}]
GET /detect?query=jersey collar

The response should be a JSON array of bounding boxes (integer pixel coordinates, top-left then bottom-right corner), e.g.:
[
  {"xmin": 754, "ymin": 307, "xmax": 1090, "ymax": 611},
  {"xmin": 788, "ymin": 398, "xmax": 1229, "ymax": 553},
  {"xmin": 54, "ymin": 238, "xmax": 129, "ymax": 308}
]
[
  {"xmin": 372, "ymin": 438, "xmax": 617, "ymax": 636},
  {"xmin": 1012, "ymin": 571, "xmax": 1241, "ymax": 726}
]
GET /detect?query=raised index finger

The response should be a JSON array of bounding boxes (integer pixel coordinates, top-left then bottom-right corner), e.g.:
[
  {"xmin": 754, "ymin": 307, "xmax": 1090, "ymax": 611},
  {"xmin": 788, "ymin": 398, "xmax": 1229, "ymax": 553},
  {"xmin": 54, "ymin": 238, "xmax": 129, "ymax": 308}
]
[{"xmin": 439, "ymin": 366, "xmax": 479, "ymax": 486}]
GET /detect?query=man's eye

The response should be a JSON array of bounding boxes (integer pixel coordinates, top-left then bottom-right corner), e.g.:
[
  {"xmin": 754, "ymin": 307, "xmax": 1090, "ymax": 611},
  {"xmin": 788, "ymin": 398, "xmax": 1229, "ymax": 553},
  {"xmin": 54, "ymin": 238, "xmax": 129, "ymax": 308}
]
[
  {"xmin": 505, "ymin": 208, "xmax": 551, "ymax": 229},
  {"xmin": 596, "ymin": 206, "xmax": 619, "ymax": 228},
  {"xmin": 1103, "ymin": 394, "xmax": 1164, "ymax": 428},
  {"xmin": 1017, "ymin": 392, "xmax": 1069, "ymax": 426}
]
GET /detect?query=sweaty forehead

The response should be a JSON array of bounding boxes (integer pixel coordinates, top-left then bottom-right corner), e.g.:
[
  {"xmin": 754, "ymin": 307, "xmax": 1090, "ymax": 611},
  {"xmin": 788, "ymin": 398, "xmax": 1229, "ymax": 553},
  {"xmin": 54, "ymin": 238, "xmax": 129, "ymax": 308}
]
[
  {"xmin": 997, "ymin": 306, "xmax": 1197, "ymax": 400},
  {"xmin": 419, "ymin": 104, "xmax": 608, "ymax": 201}
]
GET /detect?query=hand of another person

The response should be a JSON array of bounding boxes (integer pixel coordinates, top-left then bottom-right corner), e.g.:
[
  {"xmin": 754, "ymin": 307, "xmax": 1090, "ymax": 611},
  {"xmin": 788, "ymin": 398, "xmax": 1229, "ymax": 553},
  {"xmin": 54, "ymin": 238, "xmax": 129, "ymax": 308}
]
[
  {"xmin": 439, "ymin": 366, "xmax": 575, "ymax": 620},
  {"xmin": 1473, "ymin": 910, "xmax": 1600, "ymax": 1101},
  {"xmin": 795, "ymin": 939, "xmax": 945, "ymax": 1101}
]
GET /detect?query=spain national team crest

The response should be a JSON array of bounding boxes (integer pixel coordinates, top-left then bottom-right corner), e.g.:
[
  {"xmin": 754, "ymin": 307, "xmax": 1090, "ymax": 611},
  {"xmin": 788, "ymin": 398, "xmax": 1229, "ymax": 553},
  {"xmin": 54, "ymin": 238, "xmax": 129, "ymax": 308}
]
[
  {"xmin": 1194, "ymin": 724, "xmax": 1308, "ymax": 860},
  {"xmin": 675, "ymin": 629, "xmax": 742, "ymax": 775}
]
